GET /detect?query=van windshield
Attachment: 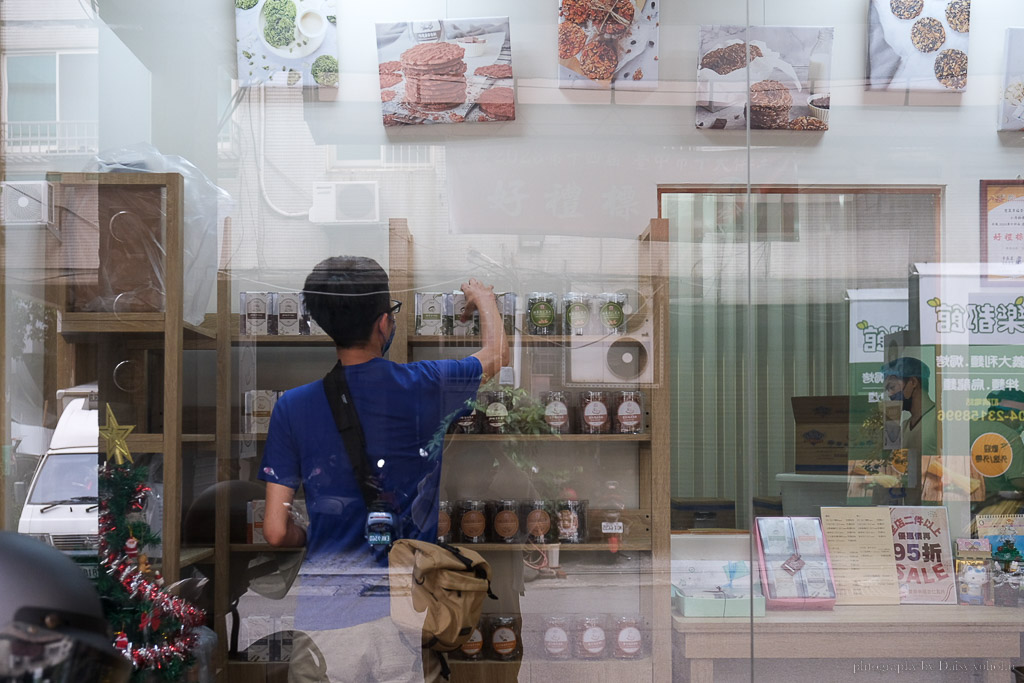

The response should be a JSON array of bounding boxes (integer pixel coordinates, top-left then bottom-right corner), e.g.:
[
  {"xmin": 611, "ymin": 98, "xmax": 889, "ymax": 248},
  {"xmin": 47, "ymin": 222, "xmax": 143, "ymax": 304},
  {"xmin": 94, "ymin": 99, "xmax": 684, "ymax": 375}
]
[{"xmin": 28, "ymin": 452, "xmax": 98, "ymax": 504}]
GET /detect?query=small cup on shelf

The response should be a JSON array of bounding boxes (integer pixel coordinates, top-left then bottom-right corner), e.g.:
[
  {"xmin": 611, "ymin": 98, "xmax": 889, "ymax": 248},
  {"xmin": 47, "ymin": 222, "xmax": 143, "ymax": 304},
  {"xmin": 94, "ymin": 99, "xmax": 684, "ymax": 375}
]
[{"xmin": 808, "ymin": 93, "xmax": 830, "ymax": 125}]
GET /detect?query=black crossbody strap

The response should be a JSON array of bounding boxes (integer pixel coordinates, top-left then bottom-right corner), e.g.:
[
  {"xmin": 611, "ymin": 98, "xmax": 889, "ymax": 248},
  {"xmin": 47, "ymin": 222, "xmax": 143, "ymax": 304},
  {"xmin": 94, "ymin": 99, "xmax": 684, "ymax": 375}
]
[{"xmin": 322, "ymin": 361, "xmax": 378, "ymax": 508}]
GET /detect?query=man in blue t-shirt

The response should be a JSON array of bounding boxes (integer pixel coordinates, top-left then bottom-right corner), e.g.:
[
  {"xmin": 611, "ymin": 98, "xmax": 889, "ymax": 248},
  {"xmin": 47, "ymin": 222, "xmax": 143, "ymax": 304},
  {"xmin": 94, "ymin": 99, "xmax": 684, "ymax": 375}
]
[{"xmin": 259, "ymin": 256, "xmax": 508, "ymax": 682}]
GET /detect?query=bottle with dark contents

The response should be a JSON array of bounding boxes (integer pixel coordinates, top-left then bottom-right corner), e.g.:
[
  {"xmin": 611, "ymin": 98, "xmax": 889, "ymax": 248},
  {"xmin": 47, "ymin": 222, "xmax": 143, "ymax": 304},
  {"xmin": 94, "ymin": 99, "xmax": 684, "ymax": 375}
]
[
  {"xmin": 450, "ymin": 404, "xmax": 480, "ymax": 434},
  {"xmin": 541, "ymin": 390, "xmax": 573, "ymax": 434},
  {"xmin": 527, "ymin": 292, "xmax": 557, "ymax": 335},
  {"xmin": 574, "ymin": 614, "xmax": 607, "ymax": 660},
  {"xmin": 555, "ymin": 499, "xmax": 587, "ymax": 544},
  {"xmin": 484, "ymin": 390, "xmax": 513, "ymax": 434},
  {"xmin": 457, "ymin": 618, "xmax": 485, "ymax": 661},
  {"xmin": 615, "ymin": 390, "xmax": 644, "ymax": 434},
  {"xmin": 612, "ymin": 616, "xmax": 644, "ymax": 659},
  {"xmin": 491, "ymin": 499, "xmax": 521, "ymax": 543},
  {"xmin": 580, "ymin": 391, "xmax": 611, "ymax": 434},
  {"xmin": 597, "ymin": 292, "xmax": 626, "ymax": 335},
  {"xmin": 436, "ymin": 500, "xmax": 453, "ymax": 544},
  {"xmin": 487, "ymin": 615, "xmax": 522, "ymax": 661},
  {"xmin": 457, "ymin": 499, "xmax": 488, "ymax": 543},
  {"xmin": 541, "ymin": 615, "xmax": 571, "ymax": 660},
  {"xmin": 495, "ymin": 292, "xmax": 517, "ymax": 336},
  {"xmin": 522, "ymin": 500, "xmax": 557, "ymax": 544},
  {"xmin": 563, "ymin": 292, "xmax": 592, "ymax": 335}
]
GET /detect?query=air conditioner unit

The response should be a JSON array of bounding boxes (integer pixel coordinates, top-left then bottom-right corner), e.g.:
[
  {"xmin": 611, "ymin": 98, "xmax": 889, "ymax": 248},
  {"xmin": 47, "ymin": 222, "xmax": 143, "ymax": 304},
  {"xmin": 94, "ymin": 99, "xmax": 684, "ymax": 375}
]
[
  {"xmin": 309, "ymin": 181, "xmax": 380, "ymax": 223},
  {"xmin": 2, "ymin": 181, "xmax": 55, "ymax": 227},
  {"xmin": 565, "ymin": 287, "xmax": 659, "ymax": 387}
]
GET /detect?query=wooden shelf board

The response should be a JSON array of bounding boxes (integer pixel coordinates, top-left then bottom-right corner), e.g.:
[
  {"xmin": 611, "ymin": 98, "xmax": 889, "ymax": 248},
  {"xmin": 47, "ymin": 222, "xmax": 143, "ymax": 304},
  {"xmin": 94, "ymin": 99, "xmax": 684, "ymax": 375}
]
[
  {"xmin": 232, "ymin": 334, "xmax": 334, "ymax": 346},
  {"xmin": 409, "ymin": 334, "xmax": 624, "ymax": 347},
  {"xmin": 179, "ymin": 547, "xmax": 215, "ymax": 567},
  {"xmin": 59, "ymin": 312, "xmax": 216, "ymax": 341},
  {"xmin": 446, "ymin": 433, "xmax": 649, "ymax": 443},
  {"xmin": 229, "ymin": 543, "xmax": 305, "ymax": 553},
  {"xmin": 46, "ymin": 171, "xmax": 182, "ymax": 186},
  {"xmin": 454, "ymin": 541, "xmax": 650, "ymax": 552},
  {"xmin": 233, "ymin": 433, "xmax": 268, "ymax": 441}
]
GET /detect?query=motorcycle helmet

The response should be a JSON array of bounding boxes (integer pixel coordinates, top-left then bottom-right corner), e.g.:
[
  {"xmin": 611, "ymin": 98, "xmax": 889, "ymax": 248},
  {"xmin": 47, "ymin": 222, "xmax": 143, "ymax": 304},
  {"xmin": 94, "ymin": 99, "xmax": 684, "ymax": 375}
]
[{"xmin": 0, "ymin": 531, "xmax": 131, "ymax": 682}]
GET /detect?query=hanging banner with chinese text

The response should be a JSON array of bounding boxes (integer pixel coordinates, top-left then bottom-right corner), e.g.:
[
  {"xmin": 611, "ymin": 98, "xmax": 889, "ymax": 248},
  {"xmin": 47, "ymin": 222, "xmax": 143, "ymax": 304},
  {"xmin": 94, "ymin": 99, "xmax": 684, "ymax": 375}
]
[{"xmin": 889, "ymin": 506, "xmax": 956, "ymax": 604}]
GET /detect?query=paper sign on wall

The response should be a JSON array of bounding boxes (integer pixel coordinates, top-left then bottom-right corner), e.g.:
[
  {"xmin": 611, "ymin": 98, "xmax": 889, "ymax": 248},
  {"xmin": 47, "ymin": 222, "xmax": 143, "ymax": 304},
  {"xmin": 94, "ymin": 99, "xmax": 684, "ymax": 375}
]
[{"xmin": 889, "ymin": 506, "xmax": 956, "ymax": 604}]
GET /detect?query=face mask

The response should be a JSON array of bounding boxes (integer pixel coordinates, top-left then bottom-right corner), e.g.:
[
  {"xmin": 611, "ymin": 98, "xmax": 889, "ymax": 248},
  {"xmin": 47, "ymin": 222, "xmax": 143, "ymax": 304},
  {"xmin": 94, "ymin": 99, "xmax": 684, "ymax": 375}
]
[
  {"xmin": 381, "ymin": 318, "xmax": 396, "ymax": 356},
  {"xmin": 888, "ymin": 386, "xmax": 913, "ymax": 412}
]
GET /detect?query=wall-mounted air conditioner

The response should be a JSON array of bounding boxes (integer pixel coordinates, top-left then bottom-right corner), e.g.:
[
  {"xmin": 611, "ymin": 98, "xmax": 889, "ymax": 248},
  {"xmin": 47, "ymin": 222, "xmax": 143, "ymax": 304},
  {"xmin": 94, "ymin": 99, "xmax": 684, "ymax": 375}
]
[
  {"xmin": 309, "ymin": 181, "xmax": 380, "ymax": 224},
  {"xmin": 2, "ymin": 181, "xmax": 56, "ymax": 227}
]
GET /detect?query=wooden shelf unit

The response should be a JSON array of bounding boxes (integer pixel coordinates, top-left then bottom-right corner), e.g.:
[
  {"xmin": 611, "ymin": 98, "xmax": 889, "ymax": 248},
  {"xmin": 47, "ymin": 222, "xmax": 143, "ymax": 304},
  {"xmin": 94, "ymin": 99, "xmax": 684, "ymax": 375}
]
[
  {"xmin": 44, "ymin": 171, "xmax": 216, "ymax": 589},
  {"xmin": 394, "ymin": 218, "xmax": 672, "ymax": 683}
]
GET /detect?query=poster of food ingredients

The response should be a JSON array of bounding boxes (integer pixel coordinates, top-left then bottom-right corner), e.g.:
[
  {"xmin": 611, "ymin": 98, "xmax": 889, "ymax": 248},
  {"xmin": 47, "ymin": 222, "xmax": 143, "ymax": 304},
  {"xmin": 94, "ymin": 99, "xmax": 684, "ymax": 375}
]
[
  {"xmin": 889, "ymin": 506, "xmax": 956, "ymax": 604},
  {"xmin": 375, "ymin": 18, "xmax": 514, "ymax": 127},
  {"xmin": 999, "ymin": 28, "xmax": 1024, "ymax": 131},
  {"xmin": 867, "ymin": 0, "xmax": 970, "ymax": 92},
  {"xmin": 235, "ymin": 0, "xmax": 339, "ymax": 88},
  {"xmin": 696, "ymin": 25, "xmax": 834, "ymax": 131},
  {"xmin": 557, "ymin": 0, "xmax": 659, "ymax": 90}
]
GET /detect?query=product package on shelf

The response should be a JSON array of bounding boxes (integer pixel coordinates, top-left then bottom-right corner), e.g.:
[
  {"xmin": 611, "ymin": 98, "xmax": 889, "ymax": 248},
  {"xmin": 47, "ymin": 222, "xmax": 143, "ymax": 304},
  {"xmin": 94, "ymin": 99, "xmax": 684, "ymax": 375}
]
[
  {"xmin": 415, "ymin": 292, "xmax": 452, "ymax": 335},
  {"xmin": 451, "ymin": 290, "xmax": 480, "ymax": 337},
  {"xmin": 240, "ymin": 291, "xmax": 270, "ymax": 336},
  {"xmin": 956, "ymin": 538, "xmax": 994, "ymax": 606},
  {"xmin": 244, "ymin": 389, "xmax": 279, "ymax": 434},
  {"xmin": 754, "ymin": 516, "xmax": 837, "ymax": 609},
  {"xmin": 274, "ymin": 292, "xmax": 302, "ymax": 335},
  {"xmin": 671, "ymin": 532, "xmax": 765, "ymax": 617}
]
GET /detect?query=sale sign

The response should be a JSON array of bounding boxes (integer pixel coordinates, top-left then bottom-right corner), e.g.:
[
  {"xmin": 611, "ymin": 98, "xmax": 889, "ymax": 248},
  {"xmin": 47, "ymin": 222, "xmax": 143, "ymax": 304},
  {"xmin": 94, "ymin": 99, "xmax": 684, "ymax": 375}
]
[{"xmin": 889, "ymin": 507, "xmax": 957, "ymax": 604}]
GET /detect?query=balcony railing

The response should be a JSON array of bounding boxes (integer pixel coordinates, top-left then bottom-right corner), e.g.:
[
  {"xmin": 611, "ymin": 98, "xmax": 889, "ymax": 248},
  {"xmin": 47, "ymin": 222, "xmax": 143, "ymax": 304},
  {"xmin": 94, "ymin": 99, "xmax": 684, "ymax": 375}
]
[{"xmin": 3, "ymin": 121, "xmax": 99, "ymax": 156}]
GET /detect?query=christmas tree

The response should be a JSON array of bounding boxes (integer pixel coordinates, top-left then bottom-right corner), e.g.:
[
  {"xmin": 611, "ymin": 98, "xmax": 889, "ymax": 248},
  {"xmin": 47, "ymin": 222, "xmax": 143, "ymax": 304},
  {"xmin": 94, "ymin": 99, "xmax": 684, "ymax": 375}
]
[{"xmin": 97, "ymin": 405, "xmax": 206, "ymax": 681}]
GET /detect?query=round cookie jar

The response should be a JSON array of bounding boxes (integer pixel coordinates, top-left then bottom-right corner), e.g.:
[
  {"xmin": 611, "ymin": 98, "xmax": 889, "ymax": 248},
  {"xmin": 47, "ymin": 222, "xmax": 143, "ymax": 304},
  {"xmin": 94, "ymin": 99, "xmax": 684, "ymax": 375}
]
[
  {"xmin": 542, "ymin": 615, "xmax": 571, "ymax": 660},
  {"xmin": 488, "ymin": 615, "xmax": 522, "ymax": 661},
  {"xmin": 457, "ymin": 619, "xmax": 485, "ymax": 661},
  {"xmin": 522, "ymin": 499, "xmax": 557, "ymax": 544},
  {"xmin": 597, "ymin": 292, "xmax": 627, "ymax": 335},
  {"xmin": 563, "ymin": 292, "xmax": 593, "ymax": 335},
  {"xmin": 491, "ymin": 499, "xmax": 521, "ymax": 543},
  {"xmin": 614, "ymin": 390, "xmax": 644, "ymax": 434},
  {"xmin": 527, "ymin": 292, "xmax": 557, "ymax": 335},
  {"xmin": 612, "ymin": 615, "xmax": 644, "ymax": 660},
  {"xmin": 580, "ymin": 390, "xmax": 611, "ymax": 435},
  {"xmin": 484, "ymin": 390, "xmax": 513, "ymax": 434},
  {"xmin": 436, "ymin": 500, "xmax": 454, "ymax": 544},
  {"xmin": 555, "ymin": 498, "xmax": 587, "ymax": 544},
  {"xmin": 574, "ymin": 614, "xmax": 607, "ymax": 660},
  {"xmin": 542, "ymin": 390, "xmax": 573, "ymax": 434},
  {"xmin": 457, "ymin": 499, "xmax": 488, "ymax": 543}
]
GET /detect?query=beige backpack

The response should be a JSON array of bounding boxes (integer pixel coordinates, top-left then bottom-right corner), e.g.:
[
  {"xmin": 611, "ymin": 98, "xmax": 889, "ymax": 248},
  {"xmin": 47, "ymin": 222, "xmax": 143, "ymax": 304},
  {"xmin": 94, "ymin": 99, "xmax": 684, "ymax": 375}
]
[{"xmin": 389, "ymin": 539, "xmax": 496, "ymax": 652}]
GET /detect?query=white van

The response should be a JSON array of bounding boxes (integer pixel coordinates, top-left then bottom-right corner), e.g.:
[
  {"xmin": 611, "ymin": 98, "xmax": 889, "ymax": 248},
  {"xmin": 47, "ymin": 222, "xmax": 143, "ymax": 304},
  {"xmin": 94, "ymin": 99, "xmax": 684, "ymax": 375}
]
[{"xmin": 17, "ymin": 384, "xmax": 100, "ymax": 576}]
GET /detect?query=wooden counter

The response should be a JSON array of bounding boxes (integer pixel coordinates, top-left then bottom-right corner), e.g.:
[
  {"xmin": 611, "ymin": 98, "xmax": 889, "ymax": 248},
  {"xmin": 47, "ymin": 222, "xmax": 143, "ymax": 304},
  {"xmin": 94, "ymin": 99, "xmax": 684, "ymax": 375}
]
[{"xmin": 673, "ymin": 605, "xmax": 1022, "ymax": 683}]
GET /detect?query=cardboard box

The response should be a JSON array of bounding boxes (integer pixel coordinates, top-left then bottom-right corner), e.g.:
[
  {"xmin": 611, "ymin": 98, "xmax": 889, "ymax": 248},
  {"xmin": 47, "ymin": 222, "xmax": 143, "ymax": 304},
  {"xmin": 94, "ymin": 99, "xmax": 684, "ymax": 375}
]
[
  {"xmin": 671, "ymin": 498, "xmax": 736, "ymax": 531},
  {"xmin": 791, "ymin": 395, "xmax": 871, "ymax": 474}
]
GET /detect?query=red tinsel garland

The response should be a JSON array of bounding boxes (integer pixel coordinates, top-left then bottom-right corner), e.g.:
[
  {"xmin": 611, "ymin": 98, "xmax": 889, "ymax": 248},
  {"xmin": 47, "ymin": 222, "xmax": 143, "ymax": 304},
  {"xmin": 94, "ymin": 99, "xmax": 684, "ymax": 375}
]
[{"xmin": 99, "ymin": 466, "xmax": 206, "ymax": 670}]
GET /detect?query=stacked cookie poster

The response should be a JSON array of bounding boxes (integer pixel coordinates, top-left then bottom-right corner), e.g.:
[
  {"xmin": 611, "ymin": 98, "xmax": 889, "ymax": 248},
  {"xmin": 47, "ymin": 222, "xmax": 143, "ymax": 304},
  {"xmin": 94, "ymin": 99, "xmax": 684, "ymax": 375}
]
[
  {"xmin": 557, "ymin": 0, "xmax": 659, "ymax": 90},
  {"xmin": 696, "ymin": 26, "xmax": 834, "ymax": 131},
  {"xmin": 998, "ymin": 28, "xmax": 1024, "ymax": 131},
  {"xmin": 867, "ymin": 0, "xmax": 970, "ymax": 91},
  {"xmin": 375, "ymin": 18, "xmax": 514, "ymax": 126}
]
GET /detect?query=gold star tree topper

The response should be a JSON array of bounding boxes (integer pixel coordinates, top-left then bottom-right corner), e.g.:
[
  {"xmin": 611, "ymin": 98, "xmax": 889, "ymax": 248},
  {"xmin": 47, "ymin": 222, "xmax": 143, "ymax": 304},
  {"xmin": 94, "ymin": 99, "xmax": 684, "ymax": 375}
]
[{"xmin": 99, "ymin": 404, "xmax": 134, "ymax": 465}]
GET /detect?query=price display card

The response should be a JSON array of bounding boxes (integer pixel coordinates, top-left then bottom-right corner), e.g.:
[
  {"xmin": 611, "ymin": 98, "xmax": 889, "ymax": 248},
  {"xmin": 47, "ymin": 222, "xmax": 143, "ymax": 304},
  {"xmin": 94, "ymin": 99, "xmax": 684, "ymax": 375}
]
[
  {"xmin": 820, "ymin": 507, "xmax": 900, "ymax": 605},
  {"xmin": 889, "ymin": 506, "xmax": 956, "ymax": 604}
]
